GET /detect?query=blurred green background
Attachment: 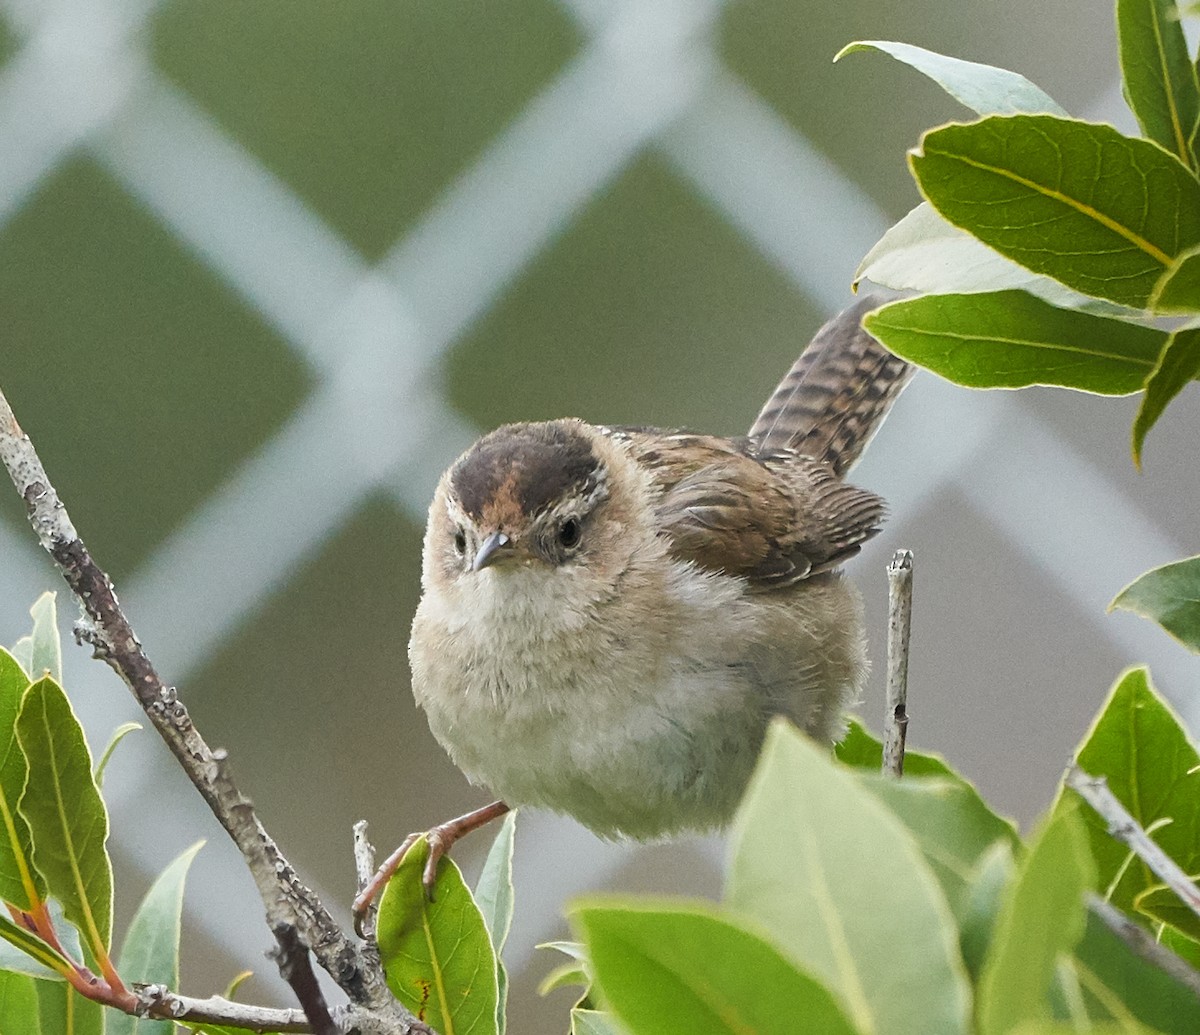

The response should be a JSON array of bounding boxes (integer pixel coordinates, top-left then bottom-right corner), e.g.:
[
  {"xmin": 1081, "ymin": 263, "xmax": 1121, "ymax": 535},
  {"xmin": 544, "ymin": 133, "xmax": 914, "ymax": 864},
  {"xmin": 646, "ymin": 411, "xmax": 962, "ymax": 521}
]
[{"xmin": 2, "ymin": 1, "xmax": 1198, "ymax": 1031}]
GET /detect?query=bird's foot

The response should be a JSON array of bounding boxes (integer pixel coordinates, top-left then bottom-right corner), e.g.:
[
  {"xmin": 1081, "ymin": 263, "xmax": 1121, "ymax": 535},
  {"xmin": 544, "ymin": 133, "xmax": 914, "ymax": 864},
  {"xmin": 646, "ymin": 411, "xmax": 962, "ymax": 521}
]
[{"xmin": 353, "ymin": 800, "xmax": 511, "ymax": 938}]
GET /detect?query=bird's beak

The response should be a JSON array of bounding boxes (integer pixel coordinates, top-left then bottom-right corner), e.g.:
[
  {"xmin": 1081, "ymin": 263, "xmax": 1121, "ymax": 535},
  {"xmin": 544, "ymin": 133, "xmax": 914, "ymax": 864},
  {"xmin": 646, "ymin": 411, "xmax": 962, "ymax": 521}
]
[{"xmin": 472, "ymin": 531, "xmax": 512, "ymax": 572}]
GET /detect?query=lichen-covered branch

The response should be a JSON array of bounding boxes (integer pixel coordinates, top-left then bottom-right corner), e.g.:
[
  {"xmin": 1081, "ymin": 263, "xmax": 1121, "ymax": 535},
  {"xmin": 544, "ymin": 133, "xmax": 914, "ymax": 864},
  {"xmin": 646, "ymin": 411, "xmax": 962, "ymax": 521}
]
[
  {"xmin": 0, "ymin": 387, "xmax": 422, "ymax": 1033},
  {"xmin": 883, "ymin": 549, "xmax": 913, "ymax": 777}
]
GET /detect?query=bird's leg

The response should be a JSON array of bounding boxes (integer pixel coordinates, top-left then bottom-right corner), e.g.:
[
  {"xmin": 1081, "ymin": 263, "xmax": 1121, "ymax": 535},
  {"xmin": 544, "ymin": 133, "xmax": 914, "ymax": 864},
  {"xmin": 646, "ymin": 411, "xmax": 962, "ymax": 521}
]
[{"xmin": 353, "ymin": 800, "xmax": 511, "ymax": 936}]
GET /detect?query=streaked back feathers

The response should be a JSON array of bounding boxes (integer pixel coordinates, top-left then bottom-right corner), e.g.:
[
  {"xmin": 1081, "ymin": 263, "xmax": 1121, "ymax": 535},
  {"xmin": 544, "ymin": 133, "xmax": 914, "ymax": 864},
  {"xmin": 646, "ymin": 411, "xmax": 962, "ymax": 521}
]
[{"xmin": 748, "ymin": 297, "xmax": 913, "ymax": 476}]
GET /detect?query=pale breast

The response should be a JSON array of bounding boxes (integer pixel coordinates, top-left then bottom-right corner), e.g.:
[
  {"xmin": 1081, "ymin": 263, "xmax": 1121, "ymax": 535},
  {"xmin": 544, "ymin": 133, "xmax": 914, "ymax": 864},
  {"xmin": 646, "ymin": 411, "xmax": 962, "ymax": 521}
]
[{"xmin": 409, "ymin": 556, "xmax": 867, "ymax": 838}]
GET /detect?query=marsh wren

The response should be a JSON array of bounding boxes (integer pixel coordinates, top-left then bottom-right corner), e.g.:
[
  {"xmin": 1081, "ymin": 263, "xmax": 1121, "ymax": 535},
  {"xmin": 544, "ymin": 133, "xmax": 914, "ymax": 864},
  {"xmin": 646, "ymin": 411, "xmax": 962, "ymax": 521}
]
[{"xmin": 355, "ymin": 299, "xmax": 912, "ymax": 917}]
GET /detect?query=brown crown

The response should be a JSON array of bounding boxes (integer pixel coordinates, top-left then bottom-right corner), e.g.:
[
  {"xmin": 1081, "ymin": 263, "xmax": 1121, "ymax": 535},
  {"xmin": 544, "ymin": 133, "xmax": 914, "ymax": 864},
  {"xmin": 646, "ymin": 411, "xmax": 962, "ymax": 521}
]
[{"xmin": 450, "ymin": 420, "xmax": 602, "ymax": 530}]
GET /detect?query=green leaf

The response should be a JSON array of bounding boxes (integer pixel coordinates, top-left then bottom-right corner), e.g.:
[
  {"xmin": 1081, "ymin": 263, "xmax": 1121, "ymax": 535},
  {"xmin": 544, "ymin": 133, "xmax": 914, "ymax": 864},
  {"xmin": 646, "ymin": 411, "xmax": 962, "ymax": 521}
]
[
  {"xmin": 574, "ymin": 899, "xmax": 860, "ymax": 1035},
  {"xmin": 1133, "ymin": 882, "xmax": 1200, "ymax": 939},
  {"xmin": 727, "ymin": 719, "xmax": 970, "ymax": 1035},
  {"xmin": 571, "ymin": 1008, "xmax": 627, "ymax": 1035},
  {"xmin": 6, "ymin": 641, "xmax": 31, "ymax": 681},
  {"xmin": 959, "ymin": 841, "xmax": 1017, "ymax": 980},
  {"xmin": 538, "ymin": 941, "xmax": 593, "ymax": 1001},
  {"xmin": 855, "ymin": 202, "xmax": 1105, "ymax": 308},
  {"xmin": 1071, "ymin": 907, "xmax": 1200, "ymax": 1033},
  {"xmin": 834, "ymin": 717, "xmax": 954, "ymax": 776},
  {"xmin": 475, "ymin": 811, "xmax": 516, "ymax": 953},
  {"xmin": 1149, "ymin": 243, "xmax": 1200, "ymax": 310},
  {"xmin": 976, "ymin": 810, "xmax": 1095, "ymax": 1035},
  {"xmin": 34, "ymin": 976, "xmax": 103, "ymax": 1035},
  {"xmin": 1161, "ymin": 922, "xmax": 1200, "ymax": 968},
  {"xmin": 93, "ymin": 723, "xmax": 142, "ymax": 789},
  {"xmin": 24, "ymin": 595, "xmax": 61, "ymax": 687},
  {"xmin": 540, "ymin": 959, "xmax": 590, "ymax": 997},
  {"xmin": 0, "ymin": 647, "xmax": 42, "ymax": 911},
  {"xmin": 376, "ymin": 836, "xmax": 499, "ymax": 1035},
  {"xmin": 1118, "ymin": 0, "xmax": 1200, "ymax": 167},
  {"xmin": 855, "ymin": 772, "xmax": 1018, "ymax": 918},
  {"xmin": 836, "ymin": 41, "xmax": 1068, "ymax": 116},
  {"xmin": 16, "ymin": 677, "xmax": 114, "ymax": 956},
  {"xmin": 1111, "ymin": 556, "xmax": 1200, "ymax": 651},
  {"xmin": 109, "ymin": 841, "xmax": 204, "ymax": 1035},
  {"xmin": 475, "ymin": 810, "xmax": 516, "ymax": 1035},
  {"xmin": 1056, "ymin": 668, "xmax": 1200, "ymax": 915},
  {"xmin": 865, "ymin": 291, "xmax": 1170, "ymax": 394},
  {"xmin": 0, "ymin": 969, "xmax": 41, "ymax": 1035},
  {"xmin": 1008, "ymin": 1025, "xmax": 1148, "ymax": 1035},
  {"xmin": 910, "ymin": 115, "xmax": 1200, "ymax": 307},
  {"xmin": 1132, "ymin": 325, "xmax": 1200, "ymax": 466},
  {"xmin": 0, "ymin": 912, "xmax": 72, "ymax": 980}
]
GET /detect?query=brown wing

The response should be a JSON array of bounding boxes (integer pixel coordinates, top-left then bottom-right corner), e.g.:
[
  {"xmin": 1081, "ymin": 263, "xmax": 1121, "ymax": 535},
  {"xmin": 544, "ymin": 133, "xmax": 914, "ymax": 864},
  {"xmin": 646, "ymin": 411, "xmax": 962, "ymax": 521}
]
[
  {"xmin": 748, "ymin": 296, "xmax": 913, "ymax": 477},
  {"xmin": 617, "ymin": 431, "xmax": 885, "ymax": 588}
]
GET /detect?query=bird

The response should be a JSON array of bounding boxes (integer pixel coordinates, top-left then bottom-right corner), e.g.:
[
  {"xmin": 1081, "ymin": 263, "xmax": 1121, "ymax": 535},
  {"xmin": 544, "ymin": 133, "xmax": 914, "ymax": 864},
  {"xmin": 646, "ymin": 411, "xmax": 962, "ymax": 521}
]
[{"xmin": 355, "ymin": 298, "xmax": 912, "ymax": 921}]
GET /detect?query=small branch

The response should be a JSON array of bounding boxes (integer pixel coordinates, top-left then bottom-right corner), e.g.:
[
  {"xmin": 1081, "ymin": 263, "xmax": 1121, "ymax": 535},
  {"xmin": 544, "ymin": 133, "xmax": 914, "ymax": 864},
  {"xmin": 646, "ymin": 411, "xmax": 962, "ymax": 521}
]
[
  {"xmin": 354, "ymin": 821, "xmax": 380, "ymax": 939},
  {"xmin": 0, "ymin": 388, "xmax": 413, "ymax": 1026},
  {"xmin": 271, "ymin": 924, "xmax": 339, "ymax": 1035},
  {"xmin": 1066, "ymin": 765, "xmax": 1200, "ymax": 918},
  {"xmin": 1087, "ymin": 895, "xmax": 1200, "ymax": 998},
  {"xmin": 134, "ymin": 984, "xmax": 312, "ymax": 1032},
  {"xmin": 883, "ymin": 549, "xmax": 913, "ymax": 778}
]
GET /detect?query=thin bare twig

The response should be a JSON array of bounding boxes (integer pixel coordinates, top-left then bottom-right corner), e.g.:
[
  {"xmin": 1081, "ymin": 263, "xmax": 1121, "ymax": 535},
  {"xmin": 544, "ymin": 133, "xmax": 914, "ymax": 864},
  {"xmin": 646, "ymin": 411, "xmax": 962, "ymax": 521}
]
[
  {"xmin": 271, "ymin": 925, "xmax": 339, "ymax": 1035},
  {"xmin": 883, "ymin": 549, "xmax": 913, "ymax": 778},
  {"xmin": 133, "ymin": 985, "xmax": 311, "ymax": 1032},
  {"xmin": 1066, "ymin": 765, "xmax": 1200, "ymax": 919},
  {"xmin": 354, "ymin": 821, "xmax": 380, "ymax": 940},
  {"xmin": 0, "ymin": 387, "xmax": 418, "ymax": 1033},
  {"xmin": 1087, "ymin": 895, "xmax": 1200, "ymax": 998}
]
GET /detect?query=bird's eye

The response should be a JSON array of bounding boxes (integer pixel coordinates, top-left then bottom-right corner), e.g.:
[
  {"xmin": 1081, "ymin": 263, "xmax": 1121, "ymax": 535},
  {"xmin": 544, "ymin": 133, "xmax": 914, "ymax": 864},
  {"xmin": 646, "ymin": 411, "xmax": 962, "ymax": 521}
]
[
  {"xmin": 558, "ymin": 517, "xmax": 581, "ymax": 550},
  {"xmin": 453, "ymin": 530, "xmax": 467, "ymax": 555}
]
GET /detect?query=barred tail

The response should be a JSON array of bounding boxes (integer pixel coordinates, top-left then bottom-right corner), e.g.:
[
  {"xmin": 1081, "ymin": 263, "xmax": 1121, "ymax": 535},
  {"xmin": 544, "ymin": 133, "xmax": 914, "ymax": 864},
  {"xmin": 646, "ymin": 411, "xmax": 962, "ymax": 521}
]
[{"xmin": 748, "ymin": 296, "xmax": 913, "ymax": 477}]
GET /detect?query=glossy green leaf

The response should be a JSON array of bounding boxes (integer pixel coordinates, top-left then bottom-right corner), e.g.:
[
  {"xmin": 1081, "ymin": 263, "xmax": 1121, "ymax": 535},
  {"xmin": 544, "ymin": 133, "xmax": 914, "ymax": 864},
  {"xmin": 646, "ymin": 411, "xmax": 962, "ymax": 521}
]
[
  {"xmin": 1149, "ymin": 243, "xmax": 1200, "ymax": 311},
  {"xmin": 1132, "ymin": 325, "xmax": 1200, "ymax": 466},
  {"xmin": 376, "ymin": 835, "xmax": 499, "ymax": 1035},
  {"xmin": 836, "ymin": 41, "xmax": 1068, "ymax": 116},
  {"xmin": 834, "ymin": 717, "xmax": 954, "ymax": 776},
  {"xmin": 16, "ymin": 677, "xmax": 114, "ymax": 955},
  {"xmin": 854, "ymin": 202, "xmax": 1103, "ymax": 308},
  {"xmin": 977, "ymin": 810, "xmax": 1095, "ymax": 1035},
  {"xmin": 911, "ymin": 115, "xmax": 1200, "ymax": 307},
  {"xmin": 728, "ymin": 720, "xmax": 970, "ymax": 1035},
  {"xmin": 1055, "ymin": 668, "xmax": 1200, "ymax": 914},
  {"xmin": 0, "ymin": 969, "xmax": 41, "ymax": 1035},
  {"xmin": 109, "ymin": 841, "xmax": 204, "ymax": 1035},
  {"xmin": 855, "ymin": 772, "xmax": 1018, "ymax": 918},
  {"xmin": 574, "ymin": 900, "xmax": 860, "ymax": 1035},
  {"xmin": 475, "ymin": 810, "xmax": 516, "ymax": 1035},
  {"xmin": 571, "ymin": 1008, "xmax": 626, "ymax": 1035},
  {"xmin": 0, "ymin": 647, "xmax": 41, "ymax": 911},
  {"xmin": 958, "ymin": 842, "xmax": 1016, "ymax": 980},
  {"xmin": 0, "ymin": 913, "xmax": 71, "ymax": 980},
  {"xmin": 1071, "ymin": 907, "xmax": 1200, "ymax": 1033},
  {"xmin": 1111, "ymin": 556, "xmax": 1200, "ymax": 651},
  {"xmin": 1118, "ymin": 0, "xmax": 1200, "ymax": 167},
  {"xmin": 865, "ymin": 291, "xmax": 1170, "ymax": 393}
]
